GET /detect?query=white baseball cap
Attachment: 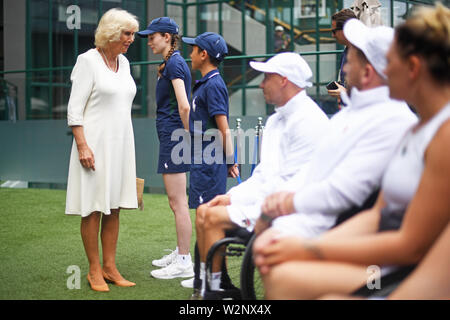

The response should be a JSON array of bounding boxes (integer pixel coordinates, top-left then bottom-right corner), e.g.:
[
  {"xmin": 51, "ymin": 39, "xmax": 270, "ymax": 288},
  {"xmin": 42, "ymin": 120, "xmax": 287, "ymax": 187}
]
[
  {"xmin": 249, "ymin": 52, "xmax": 313, "ymax": 88},
  {"xmin": 275, "ymin": 26, "xmax": 284, "ymax": 32},
  {"xmin": 343, "ymin": 18, "xmax": 394, "ymax": 79}
]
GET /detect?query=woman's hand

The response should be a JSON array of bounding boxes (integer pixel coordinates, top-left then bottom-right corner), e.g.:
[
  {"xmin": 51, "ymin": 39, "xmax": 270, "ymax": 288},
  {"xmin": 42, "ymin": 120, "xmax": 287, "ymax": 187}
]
[
  {"xmin": 253, "ymin": 231, "xmax": 315, "ymax": 275},
  {"xmin": 71, "ymin": 126, "xmax": 95, "ymax": 171},
  {"xmin": 78, "ymin": 144, "xmax": 96, "ymax": 171}
]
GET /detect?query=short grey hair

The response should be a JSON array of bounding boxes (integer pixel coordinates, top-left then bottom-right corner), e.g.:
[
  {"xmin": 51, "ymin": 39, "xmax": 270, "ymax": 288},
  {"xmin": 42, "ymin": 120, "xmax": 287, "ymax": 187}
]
[{"xmin": 95, "ymin": 8, "xmax": 139, "ymax": 48}]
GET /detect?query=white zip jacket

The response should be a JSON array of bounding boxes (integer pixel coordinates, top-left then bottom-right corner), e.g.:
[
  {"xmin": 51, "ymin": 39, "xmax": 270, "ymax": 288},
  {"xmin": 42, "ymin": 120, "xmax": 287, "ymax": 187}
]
[{"xmin": 227, "ymin": 90, "xmax": 330, "ymax": 207}]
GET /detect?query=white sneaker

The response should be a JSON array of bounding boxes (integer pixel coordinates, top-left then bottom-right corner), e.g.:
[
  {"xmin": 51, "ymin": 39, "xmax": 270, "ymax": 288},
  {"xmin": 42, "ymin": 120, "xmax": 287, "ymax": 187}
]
[
  {"xmin": 151, "ymin": 260, "xmax": 195, "ymax": 279},
  {"xmin": 181, "ymin": 277, "xmax": 194, "ymax": 288},
  {"xmin": 152, "ymin": 249, "xmax": 177, "ymax": 268}
]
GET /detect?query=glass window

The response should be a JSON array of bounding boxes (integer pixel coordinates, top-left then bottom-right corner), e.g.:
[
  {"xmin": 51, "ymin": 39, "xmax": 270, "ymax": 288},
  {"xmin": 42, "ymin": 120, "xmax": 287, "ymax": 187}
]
[
  {"xmin": 20, "ymin": 0, "xmax": 436, "ymax": 120},
  {"xmin": 167, "ymin": 0, "xmax": 343, "ymax": 115},
  {"xmin": 26, "ymin": 0, "xmax": 147, "ymax": 119}
]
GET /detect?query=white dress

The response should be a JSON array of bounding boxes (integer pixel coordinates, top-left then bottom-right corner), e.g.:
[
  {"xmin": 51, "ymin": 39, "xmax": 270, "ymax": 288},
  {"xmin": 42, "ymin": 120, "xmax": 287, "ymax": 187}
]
[{"xmin": 65, "ymin": 48, "xmax": 138, "ymax": 217}]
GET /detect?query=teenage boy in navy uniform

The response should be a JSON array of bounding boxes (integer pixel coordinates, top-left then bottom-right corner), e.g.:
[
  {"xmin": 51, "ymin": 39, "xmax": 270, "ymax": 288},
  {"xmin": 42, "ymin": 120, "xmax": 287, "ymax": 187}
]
[
  {"xmin": 181, "ymin": 32, "xmax": 239, "ymax": 293},
  {"xmin": 182, "ymin": 32, "xmax": 238, "ymax": 208}
]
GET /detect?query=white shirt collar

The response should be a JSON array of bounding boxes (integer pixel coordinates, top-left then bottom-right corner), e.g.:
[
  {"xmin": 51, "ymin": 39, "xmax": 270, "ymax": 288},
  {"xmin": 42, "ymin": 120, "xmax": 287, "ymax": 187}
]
[
  {"xmin": 274, "ymin": 90, "xmax": 307, "ymax": 118},
  {"xmin": 341, "ymin": 86, "xmax": 391, "ymax": 110}
]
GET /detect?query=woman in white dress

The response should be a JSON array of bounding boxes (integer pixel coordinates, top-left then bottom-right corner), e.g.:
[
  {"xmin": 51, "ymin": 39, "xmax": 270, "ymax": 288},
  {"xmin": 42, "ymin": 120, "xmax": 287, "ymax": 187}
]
[{"xmin": 65, "ymin": 8, "xmax": 139, "ymax": 292}]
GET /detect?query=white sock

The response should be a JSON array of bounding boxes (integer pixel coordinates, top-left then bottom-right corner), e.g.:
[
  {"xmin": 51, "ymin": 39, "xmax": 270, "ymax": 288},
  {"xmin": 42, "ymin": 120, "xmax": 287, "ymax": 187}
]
[
  {"xmin": 200, "ymin": 262, "xmax": 206, "ymax": 294},
  {"xmin": 175, "ymin": 247, "xmax": 179, "ymax": 254},
  {"xmin": 177, "ymin": 253, "xmax": 192, "ymax": 266},
  {"xmin": 211, "ymin": 272, "xmax": 222, "ymax": 291}
]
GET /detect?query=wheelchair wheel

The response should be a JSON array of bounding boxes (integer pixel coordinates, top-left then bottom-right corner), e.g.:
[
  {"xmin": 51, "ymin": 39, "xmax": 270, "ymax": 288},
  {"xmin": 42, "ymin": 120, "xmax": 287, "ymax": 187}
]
[
  {"xmin": 222, "ymin": 242, "xmax": 247, "ymax": 290},
  {"xmin": 204, "ymin": 237, "xmax": 247, "ymax": 300},
  {"xmin": 240, "ymin": 235, "xmax": 264, "ymax": 300}
]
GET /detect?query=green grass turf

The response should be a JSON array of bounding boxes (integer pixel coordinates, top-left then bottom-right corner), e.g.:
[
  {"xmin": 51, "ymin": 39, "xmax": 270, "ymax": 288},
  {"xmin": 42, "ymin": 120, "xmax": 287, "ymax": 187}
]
[{"xmin": 0, "ymin": 188, "xmax": 197, "ymax": 300}]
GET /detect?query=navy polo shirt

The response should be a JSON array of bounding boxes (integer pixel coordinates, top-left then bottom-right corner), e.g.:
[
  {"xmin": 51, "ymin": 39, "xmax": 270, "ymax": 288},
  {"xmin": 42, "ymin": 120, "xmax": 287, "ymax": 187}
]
[
  {"xmin": 155, "ymin": 50, "xmax": 192, "ymax": 132},
  {"xmin": 188, "ymin": 69, "xmax": 229, "ymax": 209},
  {"xmin": 190, "ymin": 69, "xmax": 230, "ymax": 162},
  {"xmin": 155, "ymin": 50, "xmax": 191, "ymax": 174},
  {"xmin": 189, "ymin": 70, "xmax": 229, "ymax": 134}
]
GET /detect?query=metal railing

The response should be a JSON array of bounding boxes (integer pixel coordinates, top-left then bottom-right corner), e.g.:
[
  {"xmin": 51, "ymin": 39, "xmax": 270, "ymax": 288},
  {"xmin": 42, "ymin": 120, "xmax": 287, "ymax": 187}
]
[{"xmin": 0, "ymin": 0, "xmax": 439, "ymax": 120}]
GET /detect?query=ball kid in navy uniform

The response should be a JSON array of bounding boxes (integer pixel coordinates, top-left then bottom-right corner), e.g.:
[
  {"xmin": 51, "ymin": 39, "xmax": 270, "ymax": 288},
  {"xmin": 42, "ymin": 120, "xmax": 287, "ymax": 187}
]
[
  {"xmin": 137, "ymin": 17, "xmax": 194, "ymax": 279},
  {"xmin": 182, "ymin": 32, "xmax": 239, "ymax": 212},
  {"xmin": 181, "ymin": 32, "xmax": 239, "ymax": 292}
]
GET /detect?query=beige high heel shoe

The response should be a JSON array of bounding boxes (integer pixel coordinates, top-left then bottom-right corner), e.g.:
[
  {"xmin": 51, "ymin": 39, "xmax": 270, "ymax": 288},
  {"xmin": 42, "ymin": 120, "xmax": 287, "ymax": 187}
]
[
  {"xmin": 87, "ymin": 273, "xmax": 110, "ymax": 292},
  {"xmin": 102, "ymin": 270, "xmax": 136, "ymax": 287}
]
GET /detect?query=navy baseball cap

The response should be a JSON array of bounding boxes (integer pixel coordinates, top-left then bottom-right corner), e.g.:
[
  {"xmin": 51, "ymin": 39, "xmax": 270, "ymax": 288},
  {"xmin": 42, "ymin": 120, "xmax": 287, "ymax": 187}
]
[
  {"xmin": 137, "ymin": 17, "xmax": 179, "ymax": 37},
  {"xmin": 182, "ymin": 32, "xmax": 228, "ymax": 61}
]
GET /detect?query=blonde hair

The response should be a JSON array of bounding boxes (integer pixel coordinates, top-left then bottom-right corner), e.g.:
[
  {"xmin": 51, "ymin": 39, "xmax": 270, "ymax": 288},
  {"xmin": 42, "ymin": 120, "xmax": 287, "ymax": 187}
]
[
  {"xmin": 395, "ymin": 3, "xmax": 450, "ymax": 83},
  {"xmin": 95, "ymin": 8, "xmax": 139, "ymax": 48}
]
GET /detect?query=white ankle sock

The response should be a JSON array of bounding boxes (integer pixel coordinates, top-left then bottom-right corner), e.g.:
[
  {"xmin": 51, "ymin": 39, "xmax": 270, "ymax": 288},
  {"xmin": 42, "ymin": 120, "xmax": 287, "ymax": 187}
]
[
  {"xmin": 211, "ymin": 272, "xmax": 222, "ymax": 291},
  {"xmin": 200, "ymin": 262, "xmax": 206, "ymax": 294},
  {"xmin": 177, "ymin": 253, "xmax": 192, "ymax": 266}
]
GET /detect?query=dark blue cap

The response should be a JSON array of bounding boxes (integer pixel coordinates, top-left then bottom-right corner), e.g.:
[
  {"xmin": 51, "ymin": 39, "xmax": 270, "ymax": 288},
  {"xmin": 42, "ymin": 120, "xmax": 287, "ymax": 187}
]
[
  {"xmin": 182, "ymin": 32, "xmax": 228, "ymax": 61},
  {"xmin": 137, "ymin": 17, "xmax": 179, "ymax": 37}
]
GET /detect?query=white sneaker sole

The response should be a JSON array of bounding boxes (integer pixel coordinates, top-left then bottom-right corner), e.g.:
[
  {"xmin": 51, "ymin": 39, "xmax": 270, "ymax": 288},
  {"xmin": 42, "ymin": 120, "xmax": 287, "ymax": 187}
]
[
  {"xmin": 152, "ymin": 261, "xmax": 170, "ymax": 268},
  {"xmin": 180, "ymin": 277, "xmax": 195, "ymax": 288},
  {"xmin": 150, "ymin": 269, "xmax": 195, "ymax": 280}
]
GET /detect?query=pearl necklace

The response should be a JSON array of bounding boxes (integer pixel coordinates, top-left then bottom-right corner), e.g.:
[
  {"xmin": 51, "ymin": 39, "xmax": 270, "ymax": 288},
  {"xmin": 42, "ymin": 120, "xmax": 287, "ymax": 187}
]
[{"xmin": 100, "ymin": 48, "xmax": 118, "ymax": 72}]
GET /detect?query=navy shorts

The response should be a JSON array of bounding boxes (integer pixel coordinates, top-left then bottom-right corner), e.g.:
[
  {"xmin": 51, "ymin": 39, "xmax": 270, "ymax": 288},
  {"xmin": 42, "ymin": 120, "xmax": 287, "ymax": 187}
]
[
  {"xmin": 157, "ymin": 129, "xmax": 190, "ymax": 174},
  {"xmin": 189, "ymin": 162, "xmax": 227, "ymax": 209}
]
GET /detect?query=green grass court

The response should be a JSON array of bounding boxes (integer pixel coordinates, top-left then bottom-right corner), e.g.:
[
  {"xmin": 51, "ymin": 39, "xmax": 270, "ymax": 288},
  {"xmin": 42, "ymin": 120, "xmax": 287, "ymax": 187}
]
[{"xmin": 0, "ymin": 188, "xmax": 198, "ymax": 300}]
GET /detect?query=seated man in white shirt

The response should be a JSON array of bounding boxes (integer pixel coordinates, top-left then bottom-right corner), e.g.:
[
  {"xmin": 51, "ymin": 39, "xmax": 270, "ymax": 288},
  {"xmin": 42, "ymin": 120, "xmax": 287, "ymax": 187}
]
[
  {"xmin": 254, "ymin": 19, "xmax": 418, "ymax": 252},
  {"xmin": 188, "ymin": 52, "xmax": 330, "ymax": 295}
]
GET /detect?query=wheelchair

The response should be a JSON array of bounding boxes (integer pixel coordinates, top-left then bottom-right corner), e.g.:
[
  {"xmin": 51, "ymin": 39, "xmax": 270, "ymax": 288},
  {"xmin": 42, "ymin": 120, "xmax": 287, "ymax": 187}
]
[
  {"xmin": 200, "ymin": 227, "xmax": 262, "ymax": 300},
  {"xmin": 200, "ymin": 190, "xmax": 382, "ymax": 300}
]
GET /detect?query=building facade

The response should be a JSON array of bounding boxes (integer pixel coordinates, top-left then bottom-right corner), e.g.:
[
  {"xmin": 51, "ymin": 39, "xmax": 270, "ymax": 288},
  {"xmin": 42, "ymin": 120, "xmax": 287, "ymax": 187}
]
[{"xmin": 0, "ymin": 0, "xmax": 438, "ymax": 189}]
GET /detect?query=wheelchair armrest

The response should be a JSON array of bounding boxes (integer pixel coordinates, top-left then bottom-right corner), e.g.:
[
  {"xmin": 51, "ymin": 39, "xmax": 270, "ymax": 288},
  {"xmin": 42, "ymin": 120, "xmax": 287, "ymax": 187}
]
[{"xmin": 224, "ymin": 227, "xmax": 254, "ymax": 243}]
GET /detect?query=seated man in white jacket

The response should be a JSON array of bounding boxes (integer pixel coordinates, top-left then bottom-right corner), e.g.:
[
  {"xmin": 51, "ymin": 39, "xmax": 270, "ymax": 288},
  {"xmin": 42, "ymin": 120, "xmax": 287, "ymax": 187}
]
[
  {"xmin": 189, "ymin": 52, "xmax": 331, "ymax": 294},
  {"xmin": 254, "ymin": 19, "xmax": 418, "ymax": 247}
]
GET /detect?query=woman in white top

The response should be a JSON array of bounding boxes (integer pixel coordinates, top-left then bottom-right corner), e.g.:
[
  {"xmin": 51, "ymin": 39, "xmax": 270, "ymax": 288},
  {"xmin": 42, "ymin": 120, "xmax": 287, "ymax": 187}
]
[
  {"xmin": 253, "ymin": 3, "xmax": 450, "ymax": 299},
  {"xmin": 65, "ymin": 8, "xmax": 139, "ymax": 292}
]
